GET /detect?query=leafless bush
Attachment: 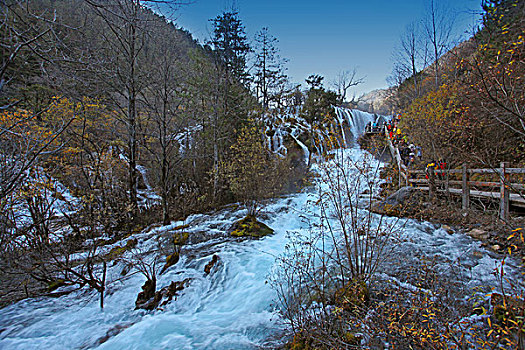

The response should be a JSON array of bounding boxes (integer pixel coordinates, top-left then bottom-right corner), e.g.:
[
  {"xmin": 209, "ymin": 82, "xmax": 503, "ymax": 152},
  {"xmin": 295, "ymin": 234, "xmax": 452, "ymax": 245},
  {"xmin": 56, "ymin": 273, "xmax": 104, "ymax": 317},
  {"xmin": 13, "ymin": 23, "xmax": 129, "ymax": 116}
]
[{"xmin": 270, "ymin": 149, "xmax": 399, "ymax": 347}]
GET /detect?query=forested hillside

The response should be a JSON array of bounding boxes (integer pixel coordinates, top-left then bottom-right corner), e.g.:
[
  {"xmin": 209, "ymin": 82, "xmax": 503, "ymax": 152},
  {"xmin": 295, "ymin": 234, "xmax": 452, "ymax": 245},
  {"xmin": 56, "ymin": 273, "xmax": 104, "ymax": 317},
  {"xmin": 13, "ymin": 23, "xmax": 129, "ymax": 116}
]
[
  {"xmin": 0, "ymin": 0, "xmax": 305, "ymax": 303},
  {"xmin": 389, "ymin": 0, "xmax": 524, "ymax": 167},
  {"xmin": 1, "ymin": 0, "xmax": 361, "ymax": 307}
]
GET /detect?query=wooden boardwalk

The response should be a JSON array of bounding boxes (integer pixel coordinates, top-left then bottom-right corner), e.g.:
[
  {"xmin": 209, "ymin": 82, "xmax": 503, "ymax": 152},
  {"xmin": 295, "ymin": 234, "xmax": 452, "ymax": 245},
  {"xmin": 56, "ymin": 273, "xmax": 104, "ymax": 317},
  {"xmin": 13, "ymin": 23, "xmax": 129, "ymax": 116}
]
[
  {"xmin": 384, "ymin": 128, "xmax": 525, "ymax": 219},
  {"xmin": 413, "ymin": 187, "xmax": 525, "ymax": 209}
]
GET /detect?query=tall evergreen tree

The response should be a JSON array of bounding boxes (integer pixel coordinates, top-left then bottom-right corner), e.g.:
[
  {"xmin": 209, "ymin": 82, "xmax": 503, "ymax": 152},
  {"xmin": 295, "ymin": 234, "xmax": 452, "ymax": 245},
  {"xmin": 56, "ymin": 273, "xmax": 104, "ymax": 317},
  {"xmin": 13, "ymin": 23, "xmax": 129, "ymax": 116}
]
[
  {"xmin": 209, "ymin": 11, "xmax": 251, "ymax": 84},
  {"xmin": 199, "ymin": 11, "xmax": 254, "ymax": 203},
  {"xmin": 253, "ymin": 27, "xmax": 288, "ymax": 111}
]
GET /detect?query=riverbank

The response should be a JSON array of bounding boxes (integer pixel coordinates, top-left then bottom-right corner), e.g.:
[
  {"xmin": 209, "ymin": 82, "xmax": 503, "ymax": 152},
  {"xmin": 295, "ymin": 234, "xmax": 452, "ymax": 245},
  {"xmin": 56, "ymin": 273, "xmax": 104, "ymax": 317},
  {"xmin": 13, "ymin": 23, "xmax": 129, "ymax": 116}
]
[{"xmin": 358, "ymin": 132, "xmax": 525, "ymax": 259}]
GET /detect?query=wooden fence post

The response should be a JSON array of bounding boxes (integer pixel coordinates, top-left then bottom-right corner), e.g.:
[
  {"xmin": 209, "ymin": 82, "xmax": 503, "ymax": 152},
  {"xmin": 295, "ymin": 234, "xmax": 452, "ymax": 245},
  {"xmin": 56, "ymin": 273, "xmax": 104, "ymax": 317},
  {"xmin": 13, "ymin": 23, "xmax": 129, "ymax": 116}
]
[
  {"xmin": 462, "ymin": 163, "xmax": 470, "ymax": 210},
  {"xmin": 445, "ymin": 168, "xmax": 450, "ymax": 193},
  {"xmin": 429, "ymin": 167, "xmax": 436, "ymax": 200},
  {"xmin": 499, "ymin": 162, "xmax": 510, "ymax": 220},
  {"xmin": 398, "ymin": 164, "xmax": 402, "ymax": 188}
]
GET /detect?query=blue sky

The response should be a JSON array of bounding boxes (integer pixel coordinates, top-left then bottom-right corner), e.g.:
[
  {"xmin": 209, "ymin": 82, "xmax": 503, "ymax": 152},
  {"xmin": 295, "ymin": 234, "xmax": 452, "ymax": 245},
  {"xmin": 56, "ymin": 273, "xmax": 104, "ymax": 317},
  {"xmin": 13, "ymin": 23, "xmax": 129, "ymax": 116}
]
[{"xmin": 173, "ymin": 0, "xmax": 482, "ymax": 96}]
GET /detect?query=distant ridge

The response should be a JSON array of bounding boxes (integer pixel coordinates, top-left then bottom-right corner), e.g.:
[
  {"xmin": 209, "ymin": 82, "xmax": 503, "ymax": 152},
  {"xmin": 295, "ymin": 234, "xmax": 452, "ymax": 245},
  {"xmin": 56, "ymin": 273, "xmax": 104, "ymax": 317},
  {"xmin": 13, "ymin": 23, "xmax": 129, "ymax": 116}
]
[{"xmin": 357, "ymin": 88, "xmax": 396, "ymax": 116}]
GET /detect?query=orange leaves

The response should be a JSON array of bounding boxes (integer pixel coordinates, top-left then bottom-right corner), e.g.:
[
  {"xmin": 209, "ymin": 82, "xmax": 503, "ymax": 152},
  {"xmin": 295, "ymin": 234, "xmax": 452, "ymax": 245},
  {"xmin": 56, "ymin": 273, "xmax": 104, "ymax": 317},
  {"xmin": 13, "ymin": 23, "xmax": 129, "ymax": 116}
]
[{"xmin": 0, "ymin": 109, "xmax": 57, "ymax": 149}]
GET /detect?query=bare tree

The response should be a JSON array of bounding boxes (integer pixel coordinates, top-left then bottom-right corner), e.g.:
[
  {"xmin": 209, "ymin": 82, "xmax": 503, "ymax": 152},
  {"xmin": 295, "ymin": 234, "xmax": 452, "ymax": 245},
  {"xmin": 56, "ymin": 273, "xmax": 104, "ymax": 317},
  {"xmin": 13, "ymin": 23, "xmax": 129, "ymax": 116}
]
[
  {"xmin": 332, "ymin": 69, "xmax": 364, "ymax": 105},
  {"xmin": 0, "ymin": 2, "xmax": 75, "ymax": 256},
  {"xmin": 423, "ymin": 0, "xmax": 455, "ymax": 88},
  {"xmin": 0, "ymin": 1, "xmax": 69, "ymax": 200},
  {"xmin": 84, "ymin": 0, "xmax": 190, "ymax": 214},
  {"xmin": 4, "ymin": 174, "xmax": 110, "ymax": 308},
  {"xmin": 141, "ymin": 31, "xmax": 187, "ymax": 225},
  {"xmin": 270, "ymin": 151, "xmax": 398, "ymax": 346},
  {"xmin": 400, "ymin": 22, "xmax": 422, "ymax": 98}
]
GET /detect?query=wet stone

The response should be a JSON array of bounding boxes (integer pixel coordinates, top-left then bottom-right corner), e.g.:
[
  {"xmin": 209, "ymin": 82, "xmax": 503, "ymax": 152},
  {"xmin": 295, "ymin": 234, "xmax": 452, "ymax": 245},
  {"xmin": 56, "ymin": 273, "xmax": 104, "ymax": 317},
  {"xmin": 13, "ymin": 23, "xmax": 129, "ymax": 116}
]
[{"xmin": 467, "ymin": 229, "xmax": 489, "ymax": 240}]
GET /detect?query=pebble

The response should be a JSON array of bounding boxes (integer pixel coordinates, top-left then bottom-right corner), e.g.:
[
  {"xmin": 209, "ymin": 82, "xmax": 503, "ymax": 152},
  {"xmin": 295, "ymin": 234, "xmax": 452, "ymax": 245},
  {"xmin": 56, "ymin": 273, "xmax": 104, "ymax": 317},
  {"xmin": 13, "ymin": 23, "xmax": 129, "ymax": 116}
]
[
  {"xmin": 467, "ymin": 229, "xmax": 490, "ymax": 240},
  {"xmin": 442, "ymin": 225, "xmax": 454, "ymax": 234},
  {"xmin": 491, "ymin": 244, "xmax": 501, "ymax": 252}
]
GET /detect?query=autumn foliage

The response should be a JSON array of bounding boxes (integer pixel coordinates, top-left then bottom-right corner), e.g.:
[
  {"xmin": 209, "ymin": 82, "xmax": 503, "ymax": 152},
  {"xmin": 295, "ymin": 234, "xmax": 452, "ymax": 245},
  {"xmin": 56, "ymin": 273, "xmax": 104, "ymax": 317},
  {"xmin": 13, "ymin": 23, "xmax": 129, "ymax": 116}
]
[{"xmin": 395, "ymin": 0, "xmax": 525, "ymax": 167}]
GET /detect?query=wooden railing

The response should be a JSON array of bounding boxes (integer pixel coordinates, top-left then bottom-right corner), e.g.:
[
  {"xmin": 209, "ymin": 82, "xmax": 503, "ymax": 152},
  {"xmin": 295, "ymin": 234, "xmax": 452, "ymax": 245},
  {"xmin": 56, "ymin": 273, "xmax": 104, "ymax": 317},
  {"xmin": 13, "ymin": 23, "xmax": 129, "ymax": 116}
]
[
  {"xmin": 407, "ymin": 163, "xmax": 525, "ymax": 220},
  {"xmin": 384, "ymin": 128, "xmax": 525, "ymax": 220}
]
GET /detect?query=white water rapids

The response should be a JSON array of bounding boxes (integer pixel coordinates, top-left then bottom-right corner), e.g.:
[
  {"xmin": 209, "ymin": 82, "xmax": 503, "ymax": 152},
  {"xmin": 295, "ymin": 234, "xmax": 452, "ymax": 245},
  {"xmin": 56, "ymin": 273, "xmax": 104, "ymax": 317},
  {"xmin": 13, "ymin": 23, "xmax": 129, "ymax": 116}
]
[{"xmin": 0, "ymin": 110, "xmax": 521, "ymax": 349}]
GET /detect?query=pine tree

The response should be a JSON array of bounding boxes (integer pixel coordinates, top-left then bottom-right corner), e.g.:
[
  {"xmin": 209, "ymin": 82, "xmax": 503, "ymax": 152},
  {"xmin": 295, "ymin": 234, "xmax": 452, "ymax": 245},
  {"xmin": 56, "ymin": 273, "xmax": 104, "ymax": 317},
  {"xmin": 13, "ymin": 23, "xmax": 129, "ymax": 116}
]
[
  {"xmin": 209, "ymin": 11, "xmax": 251, "ymax": 84},
  {"xmin": 253, "ymin": 27, "xmax": 288, "ymax": 111},
  {"xmin": 202, "ymin": 10, "xmax": 254, "ymax": 203}
]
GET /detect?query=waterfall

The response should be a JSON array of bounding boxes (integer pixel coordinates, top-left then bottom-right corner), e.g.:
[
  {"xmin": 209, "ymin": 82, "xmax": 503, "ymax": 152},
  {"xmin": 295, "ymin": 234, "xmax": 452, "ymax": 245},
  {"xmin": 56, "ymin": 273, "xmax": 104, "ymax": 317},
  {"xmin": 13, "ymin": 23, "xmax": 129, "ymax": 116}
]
[
  {"xmin": 334, "ymin": 107, "xmax": 386, "ymax": 146},
  {"xmin": 291, "ymin": 134, "xmax": 310, "ymax": 165},
  {"xmin": 272, "ymin": 128, "xmax": 287, "ymax": 157},
  {"xmin": 335, "ymin": 108, "xmax": 348, "ymax": 148}
]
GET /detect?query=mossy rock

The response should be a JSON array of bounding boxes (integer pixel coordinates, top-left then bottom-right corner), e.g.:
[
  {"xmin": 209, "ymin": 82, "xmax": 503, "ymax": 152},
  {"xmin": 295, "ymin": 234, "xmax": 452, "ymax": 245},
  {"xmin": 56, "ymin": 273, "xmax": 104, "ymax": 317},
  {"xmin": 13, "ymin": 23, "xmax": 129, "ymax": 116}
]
[
  {"xmin": 173, "ymin": 224, "xmax": 189, "ymax": 231},
  {"xmin": 48, "ymin": 279, "xmax": 66, "ymax": 292},
  {"xmin": 230, "ymin": 216, "xmax": 274, "ymax": 238},
  {"xmin": 173, "ymin": 231, "xmax": 189, "ymax": 246},
  {"xmin": 160, "ymin": 252, "xmax": 180, "ymax": 274},
  {"xmin": 105, "ymin": 238, "xmax": 138, "ymax": 261},
  {"xmin": 342, "ymin": 332, "xmax": 361, "ymax": 346},
  {"xmin": 286, "ymin": 333, "xmax": 314, "ymax": 350},
  {"xmin": 165, "ymin": 252, "xmax": 180, "ymax": 267},
  {"xmin": 383, "ymin": 203, "xmax": 402, "ymax": 216}
]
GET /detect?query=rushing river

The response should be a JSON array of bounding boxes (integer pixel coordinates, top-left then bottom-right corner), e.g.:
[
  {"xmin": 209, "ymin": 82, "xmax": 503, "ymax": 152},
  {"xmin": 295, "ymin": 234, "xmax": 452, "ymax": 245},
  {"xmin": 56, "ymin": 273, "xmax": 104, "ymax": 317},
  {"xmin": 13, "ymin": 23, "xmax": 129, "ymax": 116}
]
[{"xmin": 0, "ymin": 110, "xmax": 520, "ymax": 349}]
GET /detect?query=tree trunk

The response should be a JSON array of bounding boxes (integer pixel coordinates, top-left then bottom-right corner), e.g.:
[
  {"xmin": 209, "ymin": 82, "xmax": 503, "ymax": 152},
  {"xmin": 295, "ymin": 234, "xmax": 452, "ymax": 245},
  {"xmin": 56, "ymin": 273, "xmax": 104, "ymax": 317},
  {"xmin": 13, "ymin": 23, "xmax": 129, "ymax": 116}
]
[
  {"xmin": 100, "ymin": 261, "xmax": 107, "ymax": 309},
  {"xmin": 127, "ymin": 3, "xmax": 139, "ymax": 213}
]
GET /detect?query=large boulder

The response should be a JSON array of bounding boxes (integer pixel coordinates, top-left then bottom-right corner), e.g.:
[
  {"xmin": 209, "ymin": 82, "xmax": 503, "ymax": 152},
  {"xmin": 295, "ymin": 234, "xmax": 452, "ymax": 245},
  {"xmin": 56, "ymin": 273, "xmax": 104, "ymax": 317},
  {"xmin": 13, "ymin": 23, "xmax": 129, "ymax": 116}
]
[
  {"xmin": 371, "ymin": 186, "xmax": 422, "ymax": 216},
  {"xmin": 229, "ymin": 216, "xmax": 274, "ymax": 238}
]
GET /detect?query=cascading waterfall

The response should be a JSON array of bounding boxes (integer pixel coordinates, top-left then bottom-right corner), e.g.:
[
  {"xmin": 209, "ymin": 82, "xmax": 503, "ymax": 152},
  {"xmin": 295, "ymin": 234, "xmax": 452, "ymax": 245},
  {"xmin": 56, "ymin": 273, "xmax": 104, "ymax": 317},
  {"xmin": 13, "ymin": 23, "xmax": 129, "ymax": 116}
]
[
  {"xmin": 334, "ymin": 107, "xmax": 378, "ymax": 146},
  {"xmin": 334, "ymin": 107, "xmax": 348, "ymax": 148},
  {"xmin": 333, "ymin": 107, "xmax": 386, "ymax": 148},
  {"xmin": 274, "ymin": 128, "xmax": 286, "ymax": 156},
  {"xmin": 291, "ymin": 134, "xmax": 310, "ymax": 165},
  {"xmin": 0, "ymin": 109, "xmax": 519, "ymax": 350},
  {"xmin": 264, "ymin": 108, "xmax": 385, "ymax": 164}
]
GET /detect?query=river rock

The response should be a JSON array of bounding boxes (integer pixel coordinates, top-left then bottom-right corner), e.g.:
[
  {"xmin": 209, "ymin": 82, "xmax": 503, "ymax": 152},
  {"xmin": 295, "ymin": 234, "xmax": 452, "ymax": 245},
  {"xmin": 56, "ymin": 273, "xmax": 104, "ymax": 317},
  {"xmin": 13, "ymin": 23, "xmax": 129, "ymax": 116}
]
[
  {"xmin": 442, "ymin": 225, "xmax": 454, "ymax": 234},
  {"xmin": 204, "ymin": 255, "xmax": 219, "ymax": 275},
  {"xmin": 120, "ymin": 263, "xmax": 132, "ymax": 276},
  {"xmin": 472, "ymin": 251, "xmax": 484, "ymax": 258},
  {"xmin": 491, "ymin": 244, "xmax": 502, "ymax": 252},
  {"xmin": 136, "ymin": 278, "xmax": 192, "ymax": 310},
  {"xmin": 159, "ymin": 278, "xmax": 192, "ymax": 307},
  {"xmin": 95, "ymin": 323, "xmax": 133, "ymax": 346},
  {"xmin": 135, "ymin": 278, "xmax": 157, "ymax": 310},
  {"xmin": 467, "ymin": 229, "xmax": 489, "ymax": 240},
  {"xmin": 370, "ymin": 186, "xmax": 420, "ymax": 216},
  {"xmin": 230, "ymin": 216, "xmax": 274, "ymax": 238},
  {"xmin": 160, "ymin": 252, "xmax": 180, "ymax": 274}
]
